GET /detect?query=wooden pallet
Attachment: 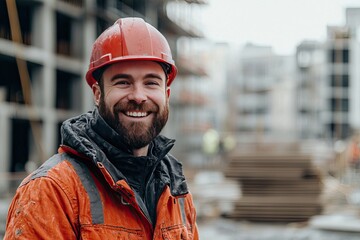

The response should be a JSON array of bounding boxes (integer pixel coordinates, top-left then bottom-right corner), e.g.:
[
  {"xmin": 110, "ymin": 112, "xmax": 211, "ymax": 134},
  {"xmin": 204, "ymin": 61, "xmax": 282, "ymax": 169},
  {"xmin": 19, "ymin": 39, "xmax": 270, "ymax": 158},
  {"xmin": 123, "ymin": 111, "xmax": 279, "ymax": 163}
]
[{"xmin": 223, "ymin": 152, "xmax": 323, "ymax": 222}]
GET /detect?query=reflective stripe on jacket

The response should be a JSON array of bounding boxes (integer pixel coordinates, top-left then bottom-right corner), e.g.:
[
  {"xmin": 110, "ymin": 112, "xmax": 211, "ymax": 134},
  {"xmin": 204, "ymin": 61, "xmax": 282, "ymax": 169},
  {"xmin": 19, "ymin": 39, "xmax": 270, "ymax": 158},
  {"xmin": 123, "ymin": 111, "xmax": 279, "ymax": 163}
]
[{"xmin": 4, "ymin": 150, "xmax": 199, "ymax": 239}]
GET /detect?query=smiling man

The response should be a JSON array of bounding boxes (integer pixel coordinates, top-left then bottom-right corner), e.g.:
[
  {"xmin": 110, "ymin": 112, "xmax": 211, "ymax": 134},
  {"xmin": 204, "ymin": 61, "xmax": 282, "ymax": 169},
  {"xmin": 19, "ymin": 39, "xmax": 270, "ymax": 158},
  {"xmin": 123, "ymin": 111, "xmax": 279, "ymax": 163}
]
[{"xmin": 5, "ymin": 18, "xmax": 199, "ymax": 240}]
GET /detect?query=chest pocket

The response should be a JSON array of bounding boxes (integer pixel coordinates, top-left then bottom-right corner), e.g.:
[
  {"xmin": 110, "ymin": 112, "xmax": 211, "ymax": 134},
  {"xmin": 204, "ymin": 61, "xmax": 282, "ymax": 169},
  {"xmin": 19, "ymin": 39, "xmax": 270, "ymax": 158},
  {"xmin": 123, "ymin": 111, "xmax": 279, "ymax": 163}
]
[
  {"xmin": 80, "ymin": 225, "xmax": 144, "ymax": 240},
  {"xmin": 161, "ymin": 197, "xmax": 193, "ymax": 240},
  {"xmin": 161, "ymin": 224, "xmax": 190, "ymax": 240}
]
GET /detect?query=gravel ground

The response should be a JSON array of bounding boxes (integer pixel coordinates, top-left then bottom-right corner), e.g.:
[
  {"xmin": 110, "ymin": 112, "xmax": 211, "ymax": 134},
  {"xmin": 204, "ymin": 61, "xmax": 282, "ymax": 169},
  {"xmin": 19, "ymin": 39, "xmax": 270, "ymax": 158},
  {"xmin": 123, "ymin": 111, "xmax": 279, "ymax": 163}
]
[{"xmin": 198, "ymin": 218, "xmax": 360, "ymax": 240}]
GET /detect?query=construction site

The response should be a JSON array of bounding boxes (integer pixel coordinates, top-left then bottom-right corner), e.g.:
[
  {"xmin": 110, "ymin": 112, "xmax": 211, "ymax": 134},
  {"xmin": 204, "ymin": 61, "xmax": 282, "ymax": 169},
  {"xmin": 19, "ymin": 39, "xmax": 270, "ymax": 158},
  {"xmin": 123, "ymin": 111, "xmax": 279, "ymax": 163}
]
[
  {"xmin": 2, "ymin": 0, "xmax": 360, "ymax": 239},
  {"xmin": 188, "ymin": 138, "xmax": 360, "ymax": 239}
]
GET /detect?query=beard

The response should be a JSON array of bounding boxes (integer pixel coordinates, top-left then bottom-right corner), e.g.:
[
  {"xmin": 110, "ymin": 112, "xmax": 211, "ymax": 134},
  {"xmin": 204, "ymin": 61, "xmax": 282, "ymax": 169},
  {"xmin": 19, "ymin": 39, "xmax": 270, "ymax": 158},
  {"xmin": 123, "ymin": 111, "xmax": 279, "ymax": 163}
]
[{"xmin": 98, "ymin": 96, "xmax": 169, "ymax": 150}]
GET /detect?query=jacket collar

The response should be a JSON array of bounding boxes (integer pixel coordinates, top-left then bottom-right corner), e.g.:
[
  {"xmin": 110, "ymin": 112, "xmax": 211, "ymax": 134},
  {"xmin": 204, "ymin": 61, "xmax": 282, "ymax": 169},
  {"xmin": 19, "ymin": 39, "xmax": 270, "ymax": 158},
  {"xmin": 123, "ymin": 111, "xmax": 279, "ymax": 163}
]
[{"xmin": 60, "ymin": 108, "xmax": 187, "ymax": 196}]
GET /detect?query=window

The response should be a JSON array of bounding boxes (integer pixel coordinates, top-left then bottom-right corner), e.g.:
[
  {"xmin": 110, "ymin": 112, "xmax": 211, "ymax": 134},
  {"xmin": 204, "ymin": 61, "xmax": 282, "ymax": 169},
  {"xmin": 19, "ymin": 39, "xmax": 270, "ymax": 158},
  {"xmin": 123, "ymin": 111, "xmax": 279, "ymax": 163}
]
[
  {"xmin": 329, "ymin": 98, "xmax": 349, "ymax": 112},
  {"xmin": 330, "ymin": 74, "xmax": 349, "ymax": 87},
  {"xmin": 329, "ymin": 48, "xmax": 350, "ymax": 63},
  {"xmin": 56, "ymin": 70, "xmax": 82, "ymax": 110}
]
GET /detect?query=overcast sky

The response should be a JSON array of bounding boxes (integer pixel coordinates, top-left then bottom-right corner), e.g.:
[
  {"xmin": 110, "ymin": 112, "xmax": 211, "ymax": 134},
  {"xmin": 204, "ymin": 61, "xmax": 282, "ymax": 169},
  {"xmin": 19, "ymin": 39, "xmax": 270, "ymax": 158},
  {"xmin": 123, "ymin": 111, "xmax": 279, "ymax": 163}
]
[{"xmin": 202, "ymin": 0, "xmax": 360, "ymax": 55}]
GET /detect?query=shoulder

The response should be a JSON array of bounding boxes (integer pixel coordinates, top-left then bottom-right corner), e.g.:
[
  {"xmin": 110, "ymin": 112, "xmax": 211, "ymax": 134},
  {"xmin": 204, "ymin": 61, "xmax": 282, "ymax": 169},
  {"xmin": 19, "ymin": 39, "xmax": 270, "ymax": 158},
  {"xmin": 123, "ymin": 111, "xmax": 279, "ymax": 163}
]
[
  {"xmin": 20, "ymin": 153, "xmax": 81, "ymax": 188},
  {"xmin": 15, "ymin": 153, "xmax": 89, "ymax": 206},
  {"xmin": 17, "ymin": 153, "xmax": 96, "ymax": 206},
  {"xmin": 15, "ymin": 152, "xmax": 97, "ymax": 211},
  {"xmin": 5, "ymin": 154, "xmax": 82, "ymax": 239},
  {"xmin": 5, "ymin": 153, "xmax": 88, "ymax": 238}
]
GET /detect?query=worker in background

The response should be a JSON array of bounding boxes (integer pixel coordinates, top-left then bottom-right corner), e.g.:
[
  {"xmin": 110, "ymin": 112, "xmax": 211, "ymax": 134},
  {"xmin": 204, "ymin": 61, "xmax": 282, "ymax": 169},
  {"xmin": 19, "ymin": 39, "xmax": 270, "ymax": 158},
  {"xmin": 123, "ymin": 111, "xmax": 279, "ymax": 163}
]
[
  {"xmin": 4, "ymin": 17, "xmax": 198, "ymax": 239},
  {"xmin": 348, "ymin": 131, "xmax": 360, "ymax": 169}
]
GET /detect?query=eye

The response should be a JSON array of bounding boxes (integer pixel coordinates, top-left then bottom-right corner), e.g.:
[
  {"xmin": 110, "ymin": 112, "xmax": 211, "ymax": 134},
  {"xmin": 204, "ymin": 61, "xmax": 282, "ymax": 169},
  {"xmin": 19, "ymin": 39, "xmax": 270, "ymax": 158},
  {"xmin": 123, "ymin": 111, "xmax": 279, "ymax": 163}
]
[
  {"xmin": 146, "ymin": 81, "xmax": 160, "ymax": 86},
  {"xmin": 114, "ymin": 80, "xmax": 130, "ymax": 86},
  {"xmin": 109, "ymin": 74, "xmax": 131, "ymax": 86}
]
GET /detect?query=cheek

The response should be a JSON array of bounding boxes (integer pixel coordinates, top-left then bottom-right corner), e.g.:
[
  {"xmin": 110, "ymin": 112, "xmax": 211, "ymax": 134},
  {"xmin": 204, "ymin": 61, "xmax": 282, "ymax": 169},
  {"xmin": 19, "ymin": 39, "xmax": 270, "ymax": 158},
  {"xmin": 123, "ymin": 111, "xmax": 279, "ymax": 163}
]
[
  {"xmin": 147, "ymin": 90, "xmax": 167, "ymax": 105},
  {"xmin": 104, "ymin": 89, "xmax": 125, "ymax": 106},
  {"xmin": 157, "ymin": 95, "xmax": 168, "ymax": 107},
  {"xmin": 165, "ymin": 96, "xmax": 170, "ymax": 106}
]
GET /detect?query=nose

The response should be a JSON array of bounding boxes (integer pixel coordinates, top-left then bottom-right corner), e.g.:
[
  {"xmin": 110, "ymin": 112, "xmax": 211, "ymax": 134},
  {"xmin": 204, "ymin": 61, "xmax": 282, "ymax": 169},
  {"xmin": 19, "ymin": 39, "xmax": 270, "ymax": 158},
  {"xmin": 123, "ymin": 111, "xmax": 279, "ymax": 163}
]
[{"xmin": 127, "ymin": 85, "xmax": 147, "ymax": 104}]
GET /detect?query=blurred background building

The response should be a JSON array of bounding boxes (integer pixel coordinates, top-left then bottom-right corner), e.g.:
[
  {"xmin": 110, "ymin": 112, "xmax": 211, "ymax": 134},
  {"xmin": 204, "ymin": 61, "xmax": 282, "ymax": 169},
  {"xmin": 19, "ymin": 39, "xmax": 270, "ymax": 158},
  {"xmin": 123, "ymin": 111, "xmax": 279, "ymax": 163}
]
[
  {"xmin": 296, "ymin": 40, "xmax": 326, "ymax": 140},
  {"xmin": 228, "ymin": 8, "xmax": 360, "ymax": 144},
  {"xmin": 295, "ymin": 8, "xmax": 360, "ymax": 141},
  {"xmin": 228, "ymin": 43, "xmax": 297, "ymax": 143}
]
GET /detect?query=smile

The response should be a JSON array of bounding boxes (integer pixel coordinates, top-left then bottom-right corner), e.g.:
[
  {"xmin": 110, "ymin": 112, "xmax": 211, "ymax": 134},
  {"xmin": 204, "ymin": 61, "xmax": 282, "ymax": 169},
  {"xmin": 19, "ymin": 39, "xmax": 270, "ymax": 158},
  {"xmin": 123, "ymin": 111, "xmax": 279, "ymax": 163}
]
[{"xmin": 125, "ymin": 111, "xmax": 149, "ymax": 117}]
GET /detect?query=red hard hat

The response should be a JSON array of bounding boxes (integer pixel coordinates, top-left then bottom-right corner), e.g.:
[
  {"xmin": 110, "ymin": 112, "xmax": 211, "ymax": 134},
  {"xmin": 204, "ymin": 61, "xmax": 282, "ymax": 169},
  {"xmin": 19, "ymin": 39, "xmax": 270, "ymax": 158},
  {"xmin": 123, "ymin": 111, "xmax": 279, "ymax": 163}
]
[{"xmin": 86, "ymin": 17, "xmax": 177, "ymax": 87}]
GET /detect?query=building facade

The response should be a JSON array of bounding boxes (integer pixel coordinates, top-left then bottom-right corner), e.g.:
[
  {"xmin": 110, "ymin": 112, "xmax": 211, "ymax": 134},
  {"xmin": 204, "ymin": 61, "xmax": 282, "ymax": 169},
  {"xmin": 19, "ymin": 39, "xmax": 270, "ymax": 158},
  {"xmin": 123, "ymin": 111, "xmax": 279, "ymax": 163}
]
[
  {"xmin": 228, "ymin": 43, "xmax": 297, "ymax": 143},
  {"xmin": 295, "ymin": 40, "xmax": 327, "ymax": 139},
  {"xmin": 295, "ymin": 8, "xmax": 360, "ymax": 141}
]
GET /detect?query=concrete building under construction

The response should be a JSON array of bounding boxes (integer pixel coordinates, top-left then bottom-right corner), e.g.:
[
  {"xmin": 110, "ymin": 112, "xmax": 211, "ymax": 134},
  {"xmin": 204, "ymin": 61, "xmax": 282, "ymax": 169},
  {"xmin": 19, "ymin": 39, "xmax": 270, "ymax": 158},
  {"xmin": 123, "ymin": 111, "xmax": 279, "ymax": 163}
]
[{"xmin": 0, "ymin": 0, "xmax": 209, "ymax": 194}]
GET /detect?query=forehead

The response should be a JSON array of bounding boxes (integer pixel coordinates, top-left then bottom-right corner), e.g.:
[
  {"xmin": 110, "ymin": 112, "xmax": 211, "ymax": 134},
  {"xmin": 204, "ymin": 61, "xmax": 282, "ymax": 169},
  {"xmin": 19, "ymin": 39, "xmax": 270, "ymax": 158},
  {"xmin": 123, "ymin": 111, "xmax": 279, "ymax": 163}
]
[{"xmin": 104, "ymin": 60, "xmax": 164, "ymax": 75}]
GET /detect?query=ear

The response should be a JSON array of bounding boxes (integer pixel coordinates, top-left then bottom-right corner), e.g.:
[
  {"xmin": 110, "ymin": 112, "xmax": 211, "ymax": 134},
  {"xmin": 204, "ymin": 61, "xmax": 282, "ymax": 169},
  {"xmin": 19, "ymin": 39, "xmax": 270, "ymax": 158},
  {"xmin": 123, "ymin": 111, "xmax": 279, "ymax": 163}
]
[
  {"xmin": 92, "ymin": 83, "xmax": 101, "ymax": 106},
  {"xmin": 166, "ymin": 87, "xmax": 171, "ymax": 99}
]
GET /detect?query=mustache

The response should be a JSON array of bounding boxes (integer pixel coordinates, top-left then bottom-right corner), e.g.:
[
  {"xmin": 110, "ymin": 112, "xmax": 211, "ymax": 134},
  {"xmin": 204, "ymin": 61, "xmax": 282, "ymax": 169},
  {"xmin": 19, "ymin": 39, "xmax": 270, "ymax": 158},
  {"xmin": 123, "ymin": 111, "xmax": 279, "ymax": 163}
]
[{"xmin": 113, "ymin": 101, "xmax": 158, "ymax": 113}]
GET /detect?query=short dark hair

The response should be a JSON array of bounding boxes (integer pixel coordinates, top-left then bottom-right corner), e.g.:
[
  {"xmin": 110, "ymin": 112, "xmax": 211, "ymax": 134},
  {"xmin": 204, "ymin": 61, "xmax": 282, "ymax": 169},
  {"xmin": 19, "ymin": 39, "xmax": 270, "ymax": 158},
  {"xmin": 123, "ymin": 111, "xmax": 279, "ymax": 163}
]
[{"xmin": 92, "ymin": 65, "xmax": 108, "ymax": 84}]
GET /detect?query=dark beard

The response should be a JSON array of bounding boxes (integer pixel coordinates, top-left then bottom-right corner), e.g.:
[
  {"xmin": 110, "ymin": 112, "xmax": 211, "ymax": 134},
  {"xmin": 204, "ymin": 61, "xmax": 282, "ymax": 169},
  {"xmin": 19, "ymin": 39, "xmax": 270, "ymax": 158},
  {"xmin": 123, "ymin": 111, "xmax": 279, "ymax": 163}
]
[{"xmin": 98, "ymin": 97, "xmax": 169, "ymax": 149}]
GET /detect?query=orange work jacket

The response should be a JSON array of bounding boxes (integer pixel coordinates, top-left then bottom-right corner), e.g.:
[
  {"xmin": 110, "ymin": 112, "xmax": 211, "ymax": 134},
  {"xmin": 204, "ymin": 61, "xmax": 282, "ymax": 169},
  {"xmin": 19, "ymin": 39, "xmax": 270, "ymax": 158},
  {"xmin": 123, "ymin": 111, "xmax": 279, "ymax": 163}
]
[{"xmin": 4, "ymin": 147, "xmax": 199, "ymax": 239}]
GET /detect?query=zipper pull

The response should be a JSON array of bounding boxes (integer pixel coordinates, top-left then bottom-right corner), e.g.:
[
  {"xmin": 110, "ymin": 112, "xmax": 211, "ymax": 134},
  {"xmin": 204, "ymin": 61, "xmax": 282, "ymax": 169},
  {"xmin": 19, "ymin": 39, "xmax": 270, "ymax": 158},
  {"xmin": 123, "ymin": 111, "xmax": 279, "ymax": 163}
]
[{"xmin": 120, "ymin": 195, "xmax": 131, "ymax": 205}]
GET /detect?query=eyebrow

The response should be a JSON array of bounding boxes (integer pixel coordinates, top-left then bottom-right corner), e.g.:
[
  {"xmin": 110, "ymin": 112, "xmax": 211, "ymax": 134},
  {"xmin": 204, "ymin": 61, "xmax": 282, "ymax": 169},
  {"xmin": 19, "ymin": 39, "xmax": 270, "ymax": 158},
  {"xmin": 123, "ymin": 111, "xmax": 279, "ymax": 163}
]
[
  {"xmin": 110, "ymin": 73, "xmax": 131, "ymax": 82},
  {"xmin": 145, "ymin": 73, "xmax": 164, "ymax": 81},
  {"xmin": 110, "ymin": 73, "xmax": 164, "ymax": 82}
]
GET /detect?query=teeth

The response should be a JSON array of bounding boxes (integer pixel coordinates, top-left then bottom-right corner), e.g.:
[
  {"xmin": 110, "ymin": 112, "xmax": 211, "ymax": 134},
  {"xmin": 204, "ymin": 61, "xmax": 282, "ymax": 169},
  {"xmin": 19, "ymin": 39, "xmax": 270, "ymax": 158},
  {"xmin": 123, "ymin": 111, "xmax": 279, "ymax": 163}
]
[{"xmin": 126, "ymin": 111, "xmax": 148, "ymax": 117}]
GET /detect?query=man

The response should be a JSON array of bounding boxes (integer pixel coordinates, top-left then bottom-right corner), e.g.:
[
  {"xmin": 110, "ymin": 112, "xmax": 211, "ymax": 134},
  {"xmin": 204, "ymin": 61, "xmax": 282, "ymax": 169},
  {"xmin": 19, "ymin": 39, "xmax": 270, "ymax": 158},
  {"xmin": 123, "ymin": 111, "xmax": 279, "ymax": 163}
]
[{"xmin": 5, "ymin": 17, "xmax": 199, "ymax": 239}]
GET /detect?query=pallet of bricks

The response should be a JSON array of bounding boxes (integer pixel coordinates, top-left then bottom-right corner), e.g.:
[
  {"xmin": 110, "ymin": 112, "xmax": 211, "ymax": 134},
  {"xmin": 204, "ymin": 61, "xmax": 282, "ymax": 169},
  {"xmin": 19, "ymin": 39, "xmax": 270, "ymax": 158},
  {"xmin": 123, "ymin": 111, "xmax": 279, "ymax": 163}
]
[{"xmin": 224, "ymin": 150, "xmax": 323, "ymax": 222}]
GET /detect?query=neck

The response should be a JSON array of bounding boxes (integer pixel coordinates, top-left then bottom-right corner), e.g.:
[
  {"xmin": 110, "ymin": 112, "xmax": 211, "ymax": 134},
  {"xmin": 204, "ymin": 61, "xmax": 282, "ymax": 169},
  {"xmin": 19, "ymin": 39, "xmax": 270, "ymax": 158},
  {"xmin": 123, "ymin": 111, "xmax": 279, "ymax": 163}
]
[{"xmin": 132, "ymin": 146, "xmax": 149, "ymax": 157}]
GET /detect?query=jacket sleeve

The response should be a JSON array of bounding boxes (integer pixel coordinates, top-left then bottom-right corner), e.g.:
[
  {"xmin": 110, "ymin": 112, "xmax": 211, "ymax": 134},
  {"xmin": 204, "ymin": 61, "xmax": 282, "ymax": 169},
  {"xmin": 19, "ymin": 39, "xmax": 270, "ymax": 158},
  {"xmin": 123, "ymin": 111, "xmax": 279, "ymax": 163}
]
[
  {"xmin": 192, "ymin": 221, "xmax": 199, "ymax": 240},
  {"xmin": 4, "ymin": 176, "xmax": 79, "ymax": 239},
  {"xmin": 186, "ymin": 193, "xmax": 199, "ymax": 240}
]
